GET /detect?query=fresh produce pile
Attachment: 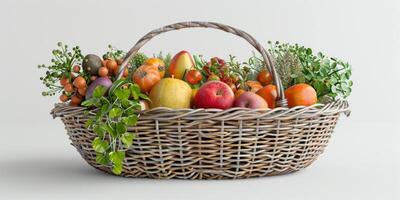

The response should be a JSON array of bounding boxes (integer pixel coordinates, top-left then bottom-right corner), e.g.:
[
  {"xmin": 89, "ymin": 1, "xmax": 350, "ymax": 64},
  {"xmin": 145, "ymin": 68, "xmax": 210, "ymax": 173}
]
[{"xmin": 39, "ymin": 41, "xmax": 352, "ymax": 174}]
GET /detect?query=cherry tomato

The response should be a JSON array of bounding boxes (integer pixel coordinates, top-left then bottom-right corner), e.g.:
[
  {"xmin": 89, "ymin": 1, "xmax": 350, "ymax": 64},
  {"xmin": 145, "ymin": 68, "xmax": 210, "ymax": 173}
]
[
  {"xmin": 70, "ymin": 95, "xmax": 82, "ymax": 106},
  {"xmin": 257, "ymin": 70, "xmax": 273, "ymax": 85},
  {"xmin": 60, "ymin": 76, "xmax": 68, "ymax": 86},
  {"xmin": 78, "ymin": 87, "xmax": 87, "ymax": 96},
  {"xmin": 73, "ymin": 76, "xmax": 86, "ymax": 89},
  {"xmin": 106, "ymin": 59, "xmax": 118, "ymax": 72},
  {"xmin": 73, "ymin": 65, "xmax": 80, "ymax": 73},
  {"xmin": 185, "ymin": 69, "xmax": 202, "ymax": 84},
  {"xmin": 90, "ymin": 75, "xmax": 97, "ymax": 81},
  {"xmin": 59, "ymin": 94, "xmax": 69, "ymax": 102},
  {"xmin": 98, "ymin": 67, "xmax": 109, "ymax": 77},
  {"xmin": 64, "ymin": 83, "xmax": 74, "ymax": 93}
]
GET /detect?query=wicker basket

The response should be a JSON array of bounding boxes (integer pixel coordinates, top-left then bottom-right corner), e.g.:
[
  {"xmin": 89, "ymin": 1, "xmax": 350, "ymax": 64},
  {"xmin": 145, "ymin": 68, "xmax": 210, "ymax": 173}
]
[{"xmin": 51, "ymin": 21, "xmax": 350, "ymax": 179}]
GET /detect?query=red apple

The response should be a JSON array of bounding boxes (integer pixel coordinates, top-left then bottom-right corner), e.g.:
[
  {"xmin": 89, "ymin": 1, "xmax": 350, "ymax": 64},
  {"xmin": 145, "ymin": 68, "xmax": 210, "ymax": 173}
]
[
  {"xmin": 194, "ymin": 81, "xmax": 234, "ymax": 109},
  {"xmin": 169, "ymin": 50, "xmax": 195, "ymax": 79},
  {"xmin": 233, "ymin": 92, "xmax": 269, "ymax": 109}
]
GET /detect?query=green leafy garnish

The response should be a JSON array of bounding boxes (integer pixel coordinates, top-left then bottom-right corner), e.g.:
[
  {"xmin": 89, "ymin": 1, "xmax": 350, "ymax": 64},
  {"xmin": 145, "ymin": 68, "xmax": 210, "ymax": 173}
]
[
  {"xmin": 82, "ymin": 79, "xmax": 147, "ymax": 175},
  {"xmin": 268, "ymin": 41, "xmax": 352, "ymax": 102},
  {"xmin": 38, "ymin": 42, "xmax": 84, "ymax": 96}
]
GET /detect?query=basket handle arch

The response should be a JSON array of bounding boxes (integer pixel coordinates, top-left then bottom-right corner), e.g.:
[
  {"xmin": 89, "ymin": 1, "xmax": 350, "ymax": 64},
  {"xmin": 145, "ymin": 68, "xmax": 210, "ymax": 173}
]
[{"xmin": 116, "ymin": 21, "xmax": 287, "ymax": 107}]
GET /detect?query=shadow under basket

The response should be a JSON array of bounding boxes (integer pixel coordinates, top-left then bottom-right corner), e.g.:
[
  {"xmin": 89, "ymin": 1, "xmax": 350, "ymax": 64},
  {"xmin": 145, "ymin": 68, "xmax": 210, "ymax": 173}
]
[
  {"xmin": 51, "ymin": 99, "xmax": 349, "ymax": 179},
  {"xmin": 50, "ymin": 21, "xmax": 350, "ymax": 179}
]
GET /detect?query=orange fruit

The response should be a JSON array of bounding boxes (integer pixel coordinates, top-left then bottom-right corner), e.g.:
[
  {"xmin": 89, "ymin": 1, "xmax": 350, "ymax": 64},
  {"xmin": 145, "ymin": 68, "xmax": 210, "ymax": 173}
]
[
  {"xmin": 73, "ymin": 65, "xmax": 80, "ymax": 73},
  {"xmin": 284, "ymin": 83, "xmax": 317, "ymax": 108},
  {"xmin": 145, "ymin": 58, "xmax": 166, "ymax": 78},
  {"xmin": 256, "ymin": 85, "xmax": 277, "ymax": 108},
  {"xmin": 257, "ymin": 70, "xmax": 273, "ymax": 85},
  {"xmin": 98, "ymin": 67, "xmax": 108, "ymax": 77},
  {"xmin": 73, "ymin": 76, "xmax": 86, "ymax": 89},
  {"xmin": 70, "ymin": 95, "xmax": 82, "ymax": 106},
  {"xmin": 246, "ymin": 80, "xmax": 263, "ymax": 92},
  {"xmin": 59, "ymin": 94, "xmax": 69, "ymax": 102},
  {"xmin": 60, "ymin": 76, "xmax": 68, "ymax": 86},
  {"xmin": 106, "ymin": 59, "xmax": 118, "ymax": 72},
  {"xmin": 64, "ymin": 83, "xmax": 74, "ymax": 93},
  {"xmin": 78, "ymin": 87, "xmax": 87, "ymax": 96}
]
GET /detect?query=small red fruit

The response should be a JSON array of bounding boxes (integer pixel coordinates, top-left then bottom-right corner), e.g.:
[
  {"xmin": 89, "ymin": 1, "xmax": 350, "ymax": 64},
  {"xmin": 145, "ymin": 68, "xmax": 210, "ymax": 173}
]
[
  {"xmin": 185, "ymin": 69, "xmax": 202, "ymax": 84},
  {"xmin": 256, "ymin": 85, "xmax": 277, "ymax": 108},
  {"xmin": 59, "ymin": 94, "xmax": 69, "ymax": 102},
  {"xmin": 73, "ymin": 76, "xmax": 86, "ymax": 89},
  {"xmin": 70, "ymin": 95, "xmax": 82, "ymax": 106},
  {"xmin": 98, "ymin": 67, "xmax": 109, "ymax": 77},
  {"xmin": 73, "ymin": 65, "xmax": 80, "ymax": 73},
  {"xmin": 106, "ymin": 59, "xmax": 118, "ymax": 72},
  {"xmin": 60, "ymin": 76, "xmax": 68, "ymax": 86},
  {"xmin": 64, "ymin": 83, "xmax": 74, "ymax": 93},
  {"xmin": 78, "ymin": 87, "xmax": 87, "ymax": 96},
  {"xmin": 194, "ymin": 81, "xmax": 234, "ymax": 109},
  {"xmin": 234, "ymin": 92, "xmax": 268, "ymax": 109},
  {"xmin": 257, "ymin": 70, "xmax": 273, "ymax": 85},
  {"xmin": 284, "ymin": 83, "xmax": 317, "ymax": 108}
]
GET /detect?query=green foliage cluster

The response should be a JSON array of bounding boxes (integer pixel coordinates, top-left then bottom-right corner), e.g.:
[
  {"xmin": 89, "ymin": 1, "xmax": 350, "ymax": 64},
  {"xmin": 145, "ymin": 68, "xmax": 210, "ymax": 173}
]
[
  {"xmin": 268, "ymin": 41, "xmax": 352, "ymax": 101},
  {"xmin": 38, "ymin": 42, "xmax": 84, "ymax": 96},
  {"xmin": 82, "ymin": 79, "xmax": 149, "ymax": 174}
]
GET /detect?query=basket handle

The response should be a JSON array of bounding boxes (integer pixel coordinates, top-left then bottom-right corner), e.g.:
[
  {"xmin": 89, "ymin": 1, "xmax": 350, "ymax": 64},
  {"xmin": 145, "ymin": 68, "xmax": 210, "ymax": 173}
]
[{"xmin": 116, "ymin": 21, "xmax": 287, "ymax": 107}]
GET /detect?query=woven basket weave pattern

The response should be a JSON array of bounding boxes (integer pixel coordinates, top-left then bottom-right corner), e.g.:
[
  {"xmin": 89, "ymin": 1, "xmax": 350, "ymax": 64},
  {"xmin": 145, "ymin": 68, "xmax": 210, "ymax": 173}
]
[
  {"xmin": 53, "ymin": 101, "xmax": 347, "ymax": 179},
  {"xmin": 52, "ymin": 21, "xmax": 350, "ymax": 179}
]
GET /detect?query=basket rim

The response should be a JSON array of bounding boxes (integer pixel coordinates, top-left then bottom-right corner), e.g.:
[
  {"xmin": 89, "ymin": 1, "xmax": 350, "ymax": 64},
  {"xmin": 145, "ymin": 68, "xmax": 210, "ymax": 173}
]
[{"xmin": 51, "ymin": 99, "xmax": 350, "ymax": 120}]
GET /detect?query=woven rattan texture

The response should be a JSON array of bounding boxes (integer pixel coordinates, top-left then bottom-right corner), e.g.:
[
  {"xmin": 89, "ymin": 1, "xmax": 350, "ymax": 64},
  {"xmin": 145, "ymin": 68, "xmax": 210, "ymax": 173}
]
[{"xmin": 52, "ymin": 100, "xmax": 348, "ymax": 179}]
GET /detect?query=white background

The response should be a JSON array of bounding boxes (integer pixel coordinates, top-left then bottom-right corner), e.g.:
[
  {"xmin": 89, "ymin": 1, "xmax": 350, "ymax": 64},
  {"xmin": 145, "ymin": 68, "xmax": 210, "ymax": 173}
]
[{"xmin": 1, "ymin": 0, "xmax": 399, "ymax": 199}]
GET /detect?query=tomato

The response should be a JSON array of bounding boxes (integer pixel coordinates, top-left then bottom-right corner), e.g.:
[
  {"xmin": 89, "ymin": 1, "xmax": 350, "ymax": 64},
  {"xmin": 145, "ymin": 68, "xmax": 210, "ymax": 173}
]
[
  {"xmin": 285, "ymin": 83, "xmax": 317, "ymax": 108},
  {"xmin": 98, "ymin": 67, "xmax": 108, "ymax": 77},
  {"xmin": 70, "ymin": 95, "xmax": 82, "ymax": 106},
  {"xmin": 256, "ymin": 85, "xmax": 277, "ymax": 108},
  {"xmin": 207, "ymin": 74, "xmax": 220, "ymax": 81},
  {"xmin": 78, "ymin": 87, "xmax": 87, "ymax": 96},
  {"xmin": 60, "ymin": 76, "xmax": 68, "ymax": 86},
  {"xmin": 73, "ymin": 76, "xmax": 86, "ymax": 89},
  {"xmin": 132, "ymin": 65, "xmax": 161, "ymax": 93},
  {"xmin": 106, "ymin": 59, "xmax": 118, "ymax": 72},
  {"xmin": 73, "ymin": 65, "xmax": 80, "ymax": 73},
  {"xmin": 145, "ymin": 58, "xmax": 166, "ymax": 78},
  {"xmin": 59, "ymin": 94, "xmax": 69, "ymax": 102},
  {"xmin": 246, "ymin": 80, "xmax": 263, "ymax": 92},
  {"xmin": 64, "ymin": 83, "xmax": 74, "ymax": 93},
  {"xmin": 257, "ymin": 70, "xmax": 273, "ymax": 85},
  {"xmin": 185, "ymin": 69, "xmax": 202, "ymax": 84},
  {"xmin": 90, "ymin": 75, "xmax": 97, "ymax": 81}
]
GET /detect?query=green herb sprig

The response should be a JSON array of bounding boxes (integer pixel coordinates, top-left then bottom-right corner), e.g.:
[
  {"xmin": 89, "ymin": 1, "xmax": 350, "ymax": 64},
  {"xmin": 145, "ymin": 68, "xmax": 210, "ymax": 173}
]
[
  {"xmin": 38, "ymin": 42, "xmax": 83, "ymax": 96},
  {"xmin": 82, "ymin": 79, "xmax": 149, "ymax": 174},
  {"xmin": 268, "ymin": 41, "xmax": 352, "ymax": 102}
]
